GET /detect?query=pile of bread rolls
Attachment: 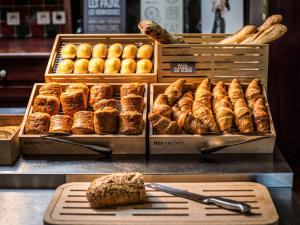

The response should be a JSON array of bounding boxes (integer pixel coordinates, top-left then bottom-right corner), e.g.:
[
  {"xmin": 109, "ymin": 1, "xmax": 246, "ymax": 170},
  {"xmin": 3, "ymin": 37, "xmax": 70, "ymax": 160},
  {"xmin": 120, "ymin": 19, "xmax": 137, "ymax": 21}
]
[
  {"xmin": 149, "ymin": 78, "xmax": 270, "ymax": 135},
  {"xmin": 220, "ymin": 14, "xmax": 287, "ymax": 44},
  {"xmin": 57, "ymin": 43, "xmax": 153, "ymax": 74},
  {"xmin": 24, "ymin": 82, "xmax": 145, "ymax": 135}
]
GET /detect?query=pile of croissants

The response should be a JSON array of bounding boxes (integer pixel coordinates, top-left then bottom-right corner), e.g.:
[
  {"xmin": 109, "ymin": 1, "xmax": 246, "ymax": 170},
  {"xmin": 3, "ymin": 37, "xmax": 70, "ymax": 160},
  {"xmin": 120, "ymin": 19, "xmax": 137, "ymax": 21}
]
[{"xmin": 149, "ymin": 78, "xmax": 270, "ymax": 135}]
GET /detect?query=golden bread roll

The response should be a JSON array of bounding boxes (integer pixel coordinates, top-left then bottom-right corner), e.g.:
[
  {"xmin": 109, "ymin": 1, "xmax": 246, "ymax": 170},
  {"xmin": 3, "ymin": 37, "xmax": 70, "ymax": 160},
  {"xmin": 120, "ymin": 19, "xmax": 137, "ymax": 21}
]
[
  {"xmin": 86, "ymin": 173, "xmax": 146, "ymax": 208},
  {"xmin": 104, "ymin": 58, "xmax": 121, "ymax": 73},
  {"xmin": 60, "ymin": 90, "xmax": 87, "ymax": 116},
  {"xmin": 121, "ymin": 94, "xmax": 144, "ymax": 113},
  {"xmin": 89, "ymin": 83, "xmax": 113, "ymax": 106},
  {"xmin": 137, "ymin": 44, "xmax": 153, "ymax": 59},
  {"xmin": 93, "ymin": 99, "xmax": 118, "ymax": 112},
  {"xmin": 74, "ymin": 59, "xmax": 89, "ymax": 74},
  {"xmin": 77, "ymin": 43, "xmax": 92, "ymax": 59},
  {"xmin": 92, "ymin": 43, "xmax": 108, "ymax": 58},
  {"xmin": 57, "ymin": 59, "xmax": 74, "ymax": 74},
  {"xmin": 49, "ymin": 115, "xmax": 73, "ymax": 133},
  {"xmin": 94, "ymin": 107, "xmax": 119, "ymax": 134},
  {"xmin": 119, "ymin": 111, "xmax": 143, "ymax": 135},
  {"xmin": 258, "ymin": 14, "xmax": 283, "ymax": 32},
  {"xmin": 120, "ymin": 83, "xmax": 145, "ymax": 98},
  {"xmin": 122, "ymin": 44, "xmax": 137, "ymax": 59},
  {"xmin": 33, "ymin": 94, "xmax": 60, "ymax": 116},
  {"xmin": 88, "ymin": 58, "xmax": 104, "ymax": 73},
  {"xmin": 136, "ymin": 59, "xmax": 152, "ymax": 73},
  {"xmin": 61, "ymin": 43, "xmax": 77, "ymax": 59},
  {"xmin": 107, "ymin": 43, "xmax": 123, "ymax": 58},
  {"xmin": 219, "ymin": 25, "xmax": 257, "ymax": 44},
  {"xmin": 71, "ymin": 111, "xmax": 94, "ymax": 134},
  {"xmin": 120, "ymin": 58, "xmax": 136, "ymax": 74},
  {"xmin": 24, "ymin": 112, "xmax": 50, "ymax": 134},
  {"xmin": 39, "ymin": 82, "xmax": 62, "ymax": 99},
  {"xmin": 66, "ymin": 83, "xmax": 89, "ymax": 99}
]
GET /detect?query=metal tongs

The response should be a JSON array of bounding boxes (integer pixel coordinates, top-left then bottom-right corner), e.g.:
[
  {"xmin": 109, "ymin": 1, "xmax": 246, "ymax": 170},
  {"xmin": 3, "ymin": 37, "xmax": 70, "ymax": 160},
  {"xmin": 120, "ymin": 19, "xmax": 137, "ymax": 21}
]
[{"xmin": 40, "ymin": 132, "xmax": 112, "ymax": 155}]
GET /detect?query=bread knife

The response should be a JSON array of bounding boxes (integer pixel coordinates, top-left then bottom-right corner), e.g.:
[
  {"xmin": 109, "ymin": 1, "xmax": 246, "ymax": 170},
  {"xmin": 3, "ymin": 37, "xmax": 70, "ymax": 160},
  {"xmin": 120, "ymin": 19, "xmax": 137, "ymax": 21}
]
[{"xmin": 145, "ymin": 183, "xmax": 251, "ymax": 214}]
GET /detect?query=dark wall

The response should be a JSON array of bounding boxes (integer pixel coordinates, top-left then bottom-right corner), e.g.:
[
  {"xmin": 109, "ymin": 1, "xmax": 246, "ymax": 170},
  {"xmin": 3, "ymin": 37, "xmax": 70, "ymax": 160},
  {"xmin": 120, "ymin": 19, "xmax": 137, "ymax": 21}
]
[{"xmin": 268, "ymin": 0, "xmax": 300, "ymax": 161}]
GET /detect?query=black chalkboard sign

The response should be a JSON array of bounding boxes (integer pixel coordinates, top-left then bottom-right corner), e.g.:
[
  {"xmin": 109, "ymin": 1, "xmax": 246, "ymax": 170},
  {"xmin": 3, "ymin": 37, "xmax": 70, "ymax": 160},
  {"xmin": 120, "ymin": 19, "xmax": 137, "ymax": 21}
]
[{"xmin": 84, "ymin": 0, "xmax": 126, "ymax": 33}]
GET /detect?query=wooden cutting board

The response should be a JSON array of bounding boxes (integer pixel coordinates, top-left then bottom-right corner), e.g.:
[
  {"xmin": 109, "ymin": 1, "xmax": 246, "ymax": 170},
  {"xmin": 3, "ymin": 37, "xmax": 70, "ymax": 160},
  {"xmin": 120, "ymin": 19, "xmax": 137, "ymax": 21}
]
[{"xmin": 44, "ymin": 182, "xmax": 278, "ymax": 225}]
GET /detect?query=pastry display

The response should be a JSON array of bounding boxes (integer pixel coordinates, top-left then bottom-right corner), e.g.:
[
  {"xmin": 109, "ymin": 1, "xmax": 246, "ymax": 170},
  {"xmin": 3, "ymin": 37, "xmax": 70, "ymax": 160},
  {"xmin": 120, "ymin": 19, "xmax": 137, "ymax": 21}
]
[
  {"xmin": 119, "ymin": 111, "xmax": 143, "ymax": 135},
  {"xmin": 24, "ymin": 112, "xmax": 50, "ymax": 134},
  {"xmin": 120, "ymin": 83, "xmax": 145, "ymax": 98},
  {"xmin": 122, "ymin": 44, "xmax": 137, "ymax": 59},
  {"xmin": 39, "ymin": 82, "xmax": 62, "ymax": 99},
  {"xmin": 77, "ymin": 43, "xmax": 92, "ymax": 59},
  {"xmin": 0, "ymin": 126, "xmax": 18, "ymax": 139},
  {"xmin": 92, "ymin": 43, "xmax": 108, "ymax": 58},
  {"xmin": 89, "ymin": 83, "xmax": 113, "ymax": 106},
  {"xmin": 32, "ymin": 94, "xmax": 60, "ymax": 116},
  {"xmin": 93, "ymin": 99, "xmax": 118, "ymax": 112},
  {"xmin": 107, "ymin": 43, "xmax": 123, "ymax": 58},
  {"xmin": 164, "ymin": 79, "xmax": 186, "ymax": 106},
  {"xmin": 61, "ymin": 43, "xmax": 77, "ymax": 59},
  {"xmin": 86, "ymin": 173, "xmax": 146, "ymax": 208},
  {"xmin": 57, "ymin": 59, "xmax": 74, "ymax": 74},
  {"xmin": 137, "ymin": 44, "xmax": 153, "ymax": 59},
  {"xmin": 148, "ymin": 112, "xmax": 181, "ymax": 134},
  {"xmin": 104, "ymin": 58, "xmax": 121, "ymax": 73},
  {"xmin": 60, "ymin": 90, "xmax": 87, "ymax": 116},
  {"xmin": 88, "ymin": 58, "xmax": 104, "ymax": 74},
  {"xmin": 152, "ymin": 94, "xmax": 173, "ymax": 119},
  {"xmin": 120, "ymin": 58, "xmax": 136, "ymax": 74},
  {"xmin": 74, "ymin": 59, "xmax": 89, "ymax": 74},
  {"xmin": 94, "ymin": 107, "xmax": 119, "ymax": 134},
  {"xmin": 49, "ymin": 115, "xmax": 73, "ymax": 133},
  {"xmin": 136, "ymin": 59, "xmax": 152, "ymax": 74},
  {"xmin": 252, "ymin": 98, "xmax": 270, "ymax": 132},
  {"xmin": 121, "ymin": 94, "xmax": 144, "ymax": 113},
  {"xmin": 71, "ymin": 111, "xmax": 95, "ymax": 134}
]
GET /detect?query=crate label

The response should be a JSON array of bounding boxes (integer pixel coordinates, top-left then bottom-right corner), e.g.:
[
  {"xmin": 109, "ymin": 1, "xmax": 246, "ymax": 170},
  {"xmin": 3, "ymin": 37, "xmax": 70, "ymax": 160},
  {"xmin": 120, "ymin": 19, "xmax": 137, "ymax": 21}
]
[
  {"xmin": 23, "ymin": 141, "xmax": 54, "ymax": 145},
  {"xmin": 153, "ymin": 140, "xmax": 185, "ymax": 146},
  {"xmin": 171, "ymin": 63, "xmax": 195, "ymax": 74}
]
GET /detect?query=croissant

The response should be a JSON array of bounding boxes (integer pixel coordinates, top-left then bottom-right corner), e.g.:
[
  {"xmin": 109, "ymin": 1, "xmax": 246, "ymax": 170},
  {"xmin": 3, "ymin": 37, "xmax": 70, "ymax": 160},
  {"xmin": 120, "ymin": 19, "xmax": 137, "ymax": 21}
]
[
  {"xmin": 172, "ymin": 105, "xmax": 204, "ymax": 134},
  {"xmin": 177, "ymin": 91, "xmax": 193, "ymax": 112},
  {"xmin": 252, "ymin": 98, "xmax": 270, "ymax": 132},
  {"xmin": 194, "ymin": 78, "xmax": 212, "ymax": 108},
  {"xmin": 148, "ymin": 112, "xmax": 181, "ymax": 134},
  {"xmin": 228, "ymin": 79, "xmax": 245, "ymax": 106},
  {"xmin": 152, "ymin": 94, "xmax": 173, "ymax": 119},
  {"xmin": 212, "ymin": 81, "xmax": 227, "ymax": 111},
  {"xmin": 164, "ymin": 79, "xmax": 186, "ymax": 106},
  {"xmin": 245, "ymin": 79, "xmax": 263, "ymax": 110},
  {"xmin": 215, "ymin": 96, "xmax": 234, "ymax": 133},
  {"xmin": 234, "ymin": 99, "xmax": 254, "ymax": 133}
]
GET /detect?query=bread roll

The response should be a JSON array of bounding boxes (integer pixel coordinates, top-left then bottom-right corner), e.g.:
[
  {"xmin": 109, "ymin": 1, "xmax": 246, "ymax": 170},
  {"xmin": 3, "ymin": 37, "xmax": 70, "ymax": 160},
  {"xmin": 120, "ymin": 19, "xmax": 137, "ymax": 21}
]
[
  {"xmin": 66, "ymin": 83, "xmax": 89, "ymax": 99},
  {"xmin": 24, "ymin": 112, "xmax": 50, "ymax": 134},
  {"xmin": 122, "ymin": 44, "xmax": 137, "ymax": 59},
  {"xmin": 119, "ymin": 111, "xmax": 143, "ymax": 135},
  {"xmin": 136, "ymin": 59, "xmax": 152, "ymax": 73},
  {"xmin": 121, "ymin": 94, "xmax": 144, "ymax": 113},
  {"xmin": 33, "ymin": 94, "xmax": 60, "ymax": 116},
  {"xmin": 57, "ymin": 59, "xmax": 74, "ymax": 74},
  {"xmin": 120, "ymin": 58, "xmax": 136, "ymax": 74},
  {"xmin": 93, "ymin": 99, "xmax": 118, "ymax": 112},
  {"xmin": 120, "ymin": 83, "xmax": 145, "ymax": 98},
  {"xmin": 88, "ymin": 58, "xmax": 104, "ymax": 73},
  {"xmin": 71, "ymin": 111, "xmax": 94, "ymax": 134},
  {"xmin": 107, "ymin": 43, "xmax": 123, "ymax": 58},
  {"xmin": 92, "ymin": 43, "xmax": 108, "ymax": 58},
  {"xmin": 77, "ymin": 43, "xmax": 92, "ymax": 59},
  {"xmin": 94, "ymin": 107, "xmax": 119, "ymax": 134},
  {"xmin": 219, "ymin": 25, "xmax": 257, "ymax": 44},
  {"xmin": 74, "ymin": 59, "xmax": 89, "ymax": 74},
  {"xmin": 89, "ymin": 83, "xmax": 113, "ymax": 106},
  {"xmin": 60, "ymin": 90, "xmax": 87, "ymax": 116},
  {"xmin": 137, "ymin": 44, "xmax": 153, "ymax": 59},
  {"xmin": 61, "ymin": 44, "xmax": 76, "ymax": 59},
  {"xmin": 104, "ymin": 58, "xmax": 121, "ymax": 73},
  {"xmin": 39, "ymin": 82, "xmax": 62, "ymax": 99},
  {"xmin": 49, "ymin": 115, "xmax": 73, "ymax": 133},
  {"xmin": 86, "ymin": 173, "xmax": 146, "ymax": 208}
]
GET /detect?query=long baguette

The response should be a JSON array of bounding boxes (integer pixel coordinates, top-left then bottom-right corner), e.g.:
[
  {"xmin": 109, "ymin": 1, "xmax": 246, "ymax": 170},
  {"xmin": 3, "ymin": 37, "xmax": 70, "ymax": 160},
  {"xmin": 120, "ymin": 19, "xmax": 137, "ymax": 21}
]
[
  {"xmin": 248, "ymin": 24, "xmax": 287, "ymax": 44},
  {"xmin": 219, "ymin": 25, "xmax": 257, "ymax": 44},
  {"xmin": 257, "ymin": 14, "xmax": 283, "ymax": 32}
]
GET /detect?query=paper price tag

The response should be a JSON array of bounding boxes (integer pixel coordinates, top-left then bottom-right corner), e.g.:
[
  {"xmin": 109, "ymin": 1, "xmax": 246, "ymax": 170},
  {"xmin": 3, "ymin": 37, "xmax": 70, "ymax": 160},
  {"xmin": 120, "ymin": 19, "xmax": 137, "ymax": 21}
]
[{"xmin": 170, "ymin": 63, "xmax": 195, "ymax": 74}]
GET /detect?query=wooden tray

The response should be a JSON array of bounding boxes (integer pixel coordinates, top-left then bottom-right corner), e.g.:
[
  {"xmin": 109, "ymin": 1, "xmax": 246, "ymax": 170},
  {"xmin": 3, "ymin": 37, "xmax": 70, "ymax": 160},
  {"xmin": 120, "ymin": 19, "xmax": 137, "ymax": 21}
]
[
  {"xmin": 45, "ymin": 34, "xmax": 157, "ymax": 83},
  {"xmin": 18, "ymin": 83, "xmax": 147, "ymax": 155},
  {"xmin": 149, "ymin": 83, "xmax": 276, "ymax": 154},
  {"xmin": 157, "ymin": 34, "xmax": 269, "ymax": 84},
  {"xmin": 0, "ymin": 114, "xmax": 23, "ymax": 164},
  {"xmin": 44, "ymin": 182, "xmax": 278, "ymax": 225}
]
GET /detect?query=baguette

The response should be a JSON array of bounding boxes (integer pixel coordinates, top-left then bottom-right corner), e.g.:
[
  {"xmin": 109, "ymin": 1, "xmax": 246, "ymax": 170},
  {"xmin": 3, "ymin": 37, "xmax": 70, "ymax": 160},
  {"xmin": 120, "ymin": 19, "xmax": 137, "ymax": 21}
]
[
  {"xmin": 258, "ymin": 14, "xmax": 283, "ymax": 32},
  {"xmin": 248, "ymin": 24, "xmax": 287, "ymax": 44},
  {"xmin": 219, "ymin": 25, "xmax": 257, "ymax": 44}
]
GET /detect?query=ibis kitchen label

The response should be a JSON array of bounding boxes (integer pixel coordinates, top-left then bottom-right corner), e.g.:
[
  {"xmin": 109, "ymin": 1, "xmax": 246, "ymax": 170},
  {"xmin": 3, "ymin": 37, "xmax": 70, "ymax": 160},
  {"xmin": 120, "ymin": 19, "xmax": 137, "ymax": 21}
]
[
  {"xmin": 84, "ymin": 0, "xmax": 126, "ymax": 33},
  {"xmin": 141, "ymin": 0, "xmax": 183, "ymax": 33},
  {"xmin": 171, "ymin": 62, "xmax": 195, "ymax": 74}
]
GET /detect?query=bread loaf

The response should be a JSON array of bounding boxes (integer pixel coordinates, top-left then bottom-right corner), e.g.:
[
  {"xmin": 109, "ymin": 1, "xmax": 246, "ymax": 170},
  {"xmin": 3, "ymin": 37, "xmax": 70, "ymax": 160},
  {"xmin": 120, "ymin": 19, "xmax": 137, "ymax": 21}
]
[
  {"xmin": 71, "ymin": 111, "xmax": 94, "ymax": 134},
  {"xmin": 24, "ymin": 112, "xmax": 50, "ymax": 134},
  {"xmin": 219, "ymin": 25, "xmax": 257, "ymax": 44}
]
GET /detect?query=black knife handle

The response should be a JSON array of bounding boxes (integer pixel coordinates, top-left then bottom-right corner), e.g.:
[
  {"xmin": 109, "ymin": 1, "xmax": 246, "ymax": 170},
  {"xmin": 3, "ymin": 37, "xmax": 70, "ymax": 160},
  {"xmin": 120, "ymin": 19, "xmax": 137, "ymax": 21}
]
[{"xmin": 202, "ymin": 197, "xmax": 251, "ymax": 213}]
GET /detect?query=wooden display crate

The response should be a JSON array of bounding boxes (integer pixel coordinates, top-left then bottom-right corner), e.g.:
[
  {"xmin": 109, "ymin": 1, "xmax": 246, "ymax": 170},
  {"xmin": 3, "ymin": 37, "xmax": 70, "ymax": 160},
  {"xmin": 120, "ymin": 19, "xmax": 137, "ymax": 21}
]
[
  {"xmin": 149, "ymin": 82, "xmax": 276, "ymax": 154},
  {"xmin": 157, "ymin": 34, "xmax": 269, "ymax": 83},
  {"xmin": 45, "ymin": 34, "xmax": 157, "ymax": 83},
  {"xmin": 19, "ymin": 83, "xmax": 148, "ymax": 155},
  {"xmin": 0, "ymin": 114, "xmax": 23, "ymax": 164}
]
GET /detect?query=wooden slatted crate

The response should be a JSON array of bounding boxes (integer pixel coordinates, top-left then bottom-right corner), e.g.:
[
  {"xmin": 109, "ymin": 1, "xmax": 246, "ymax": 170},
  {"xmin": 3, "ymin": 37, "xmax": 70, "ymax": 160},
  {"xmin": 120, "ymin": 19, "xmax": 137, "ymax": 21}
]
[
  {"xmin": 45, "ymin": 34, "xmax": 157, "ymax": 83},
  {"xmin": 18, "ymin": 83, "xmax": 148, "ymax": 155},
  {"xmin": 157, "ymin": 34, "xmax": 269, "ymax": 84},
  {"xmin": 44, "ymin": 182, "xmax": 278, "ymax": 225}
]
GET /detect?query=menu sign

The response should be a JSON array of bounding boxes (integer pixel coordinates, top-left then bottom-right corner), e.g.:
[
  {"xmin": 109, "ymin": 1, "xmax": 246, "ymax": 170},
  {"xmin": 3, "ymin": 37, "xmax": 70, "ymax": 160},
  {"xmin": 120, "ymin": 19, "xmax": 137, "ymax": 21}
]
[
  {"xmin": 171, "ymin": 63, "xmax": 195, "ymax": 74},
  {"xmin": 84, "ymin": 0, "xmax": 126, "ymax": 33}
]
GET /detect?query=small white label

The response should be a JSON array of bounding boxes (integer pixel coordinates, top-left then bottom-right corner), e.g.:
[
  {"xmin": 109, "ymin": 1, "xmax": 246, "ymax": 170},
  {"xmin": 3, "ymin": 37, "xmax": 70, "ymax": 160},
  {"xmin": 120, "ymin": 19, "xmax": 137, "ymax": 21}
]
[
  {"xmin": 6, "ymin": 12, "xmax": 20, "ymax": 25},
  {"xmin": 37, "ymin": 11, "xmax": 50, "ymax": 25},
  {"xmin": 52, "ymin": 11, "xmax": 66, "ymax": 25}
]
